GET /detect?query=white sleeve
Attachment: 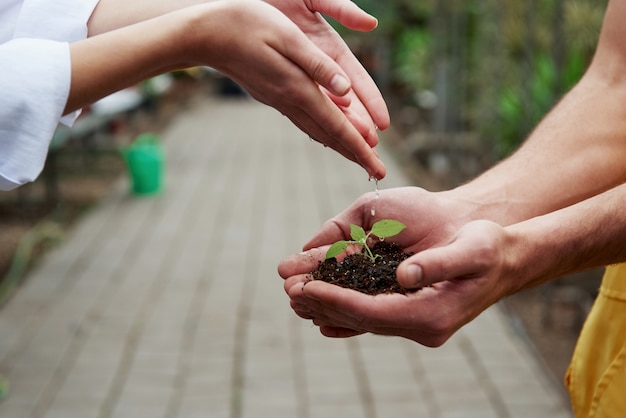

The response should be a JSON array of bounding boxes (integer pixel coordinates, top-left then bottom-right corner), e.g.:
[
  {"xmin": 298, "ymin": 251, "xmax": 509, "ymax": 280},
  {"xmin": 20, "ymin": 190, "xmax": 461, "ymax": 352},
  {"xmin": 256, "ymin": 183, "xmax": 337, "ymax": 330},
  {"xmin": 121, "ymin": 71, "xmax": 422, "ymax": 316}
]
[
  {"xmin": 0, "ymin": 39, "xmax": 71, "ymax": 191},
  {"xmin": 15, "ymin": 0, "xmax": 100, "ymax": 127},
  {"xmin": 14, "ymin": 0, "xmax": 100, "ymax": 42},
  {"xmin": 0, "ymin": 0, "xmax": 100, "ymax": 190}
]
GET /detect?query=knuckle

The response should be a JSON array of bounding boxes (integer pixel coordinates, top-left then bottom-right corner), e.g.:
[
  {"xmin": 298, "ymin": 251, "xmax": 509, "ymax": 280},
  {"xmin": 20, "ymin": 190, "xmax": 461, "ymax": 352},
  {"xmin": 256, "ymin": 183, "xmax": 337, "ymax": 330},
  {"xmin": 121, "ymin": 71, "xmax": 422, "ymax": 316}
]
[
  {"xmin": 307, "ymin": 55, "xmax": 329, "ymax": 83},
  {"xmin": 324, "ymin": 117, "xmax": 350, "ymax": 140},
  {"xmin": 471, "ymin": 237, "xmax": 499, "ymax": 271}
]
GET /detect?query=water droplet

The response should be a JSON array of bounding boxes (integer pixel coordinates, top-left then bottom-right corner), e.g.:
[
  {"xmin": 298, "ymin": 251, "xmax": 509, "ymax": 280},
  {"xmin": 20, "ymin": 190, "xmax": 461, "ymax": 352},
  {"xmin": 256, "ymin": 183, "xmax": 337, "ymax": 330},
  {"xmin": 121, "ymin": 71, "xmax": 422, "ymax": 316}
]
[{"xmin": 369, "ymin": 177, "xmax": 380, "ymax": 217}]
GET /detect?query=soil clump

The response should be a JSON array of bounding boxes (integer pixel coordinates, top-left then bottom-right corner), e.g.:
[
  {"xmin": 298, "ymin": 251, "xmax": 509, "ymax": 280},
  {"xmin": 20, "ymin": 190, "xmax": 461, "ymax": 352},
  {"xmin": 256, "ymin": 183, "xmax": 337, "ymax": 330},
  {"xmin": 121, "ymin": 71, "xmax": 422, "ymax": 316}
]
[{"xmin": 311, "ymin": 241, "xmax": 415, "ymax": 295}]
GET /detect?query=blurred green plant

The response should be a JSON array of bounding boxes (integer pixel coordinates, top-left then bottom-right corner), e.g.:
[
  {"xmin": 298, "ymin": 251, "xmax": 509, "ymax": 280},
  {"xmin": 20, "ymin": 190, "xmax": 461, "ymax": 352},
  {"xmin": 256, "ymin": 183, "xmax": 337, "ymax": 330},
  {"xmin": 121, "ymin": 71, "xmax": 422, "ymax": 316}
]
[
  {"xmin": 0, "ymin": 374, "xmax": 8, "ymax": 402},
  {"xmin": 347, "ymin": 0, "xmax": 605, "ymax": 159},
  {"xmin": 495, "ymin": 47, "xmax": 588, "ymax": 156},
  {"xmin": 394, "ymin": 28, "xmax": 432, "ymax": 90}
]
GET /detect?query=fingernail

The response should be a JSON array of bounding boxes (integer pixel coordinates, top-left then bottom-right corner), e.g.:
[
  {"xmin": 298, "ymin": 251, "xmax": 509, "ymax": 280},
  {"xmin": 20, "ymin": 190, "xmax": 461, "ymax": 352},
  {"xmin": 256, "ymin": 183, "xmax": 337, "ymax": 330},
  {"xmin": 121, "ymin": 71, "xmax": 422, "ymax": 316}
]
[
  {"xmin": 404, "ymin": 264, "xmax": 423, "ymax": 289},
  {"xmin": 330, "ymin": 74, "xmax": 350, "ymax": 95}
]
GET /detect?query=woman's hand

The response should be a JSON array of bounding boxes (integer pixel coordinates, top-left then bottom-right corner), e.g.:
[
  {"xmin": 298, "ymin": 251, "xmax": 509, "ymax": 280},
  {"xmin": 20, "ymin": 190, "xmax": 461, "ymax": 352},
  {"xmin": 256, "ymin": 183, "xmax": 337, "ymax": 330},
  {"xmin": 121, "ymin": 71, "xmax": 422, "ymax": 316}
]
[
  {"xmin": 193, "ymin": 0, "xmax": 385, "ymax": 178},
  {"xmin": 75, "ymin": 0, "xmax": 388, "ymax": 178},
  {"xmin": 265, "ymin": 0, "xmax": 390, "ymax": 138}
]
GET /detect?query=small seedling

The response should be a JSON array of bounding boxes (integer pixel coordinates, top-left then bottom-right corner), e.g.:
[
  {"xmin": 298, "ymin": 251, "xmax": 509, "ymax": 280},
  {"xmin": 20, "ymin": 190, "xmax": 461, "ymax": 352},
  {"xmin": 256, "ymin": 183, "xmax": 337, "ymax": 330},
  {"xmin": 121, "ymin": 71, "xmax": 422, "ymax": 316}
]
[{"xmin": 325, "ymin": 219, "xmax": 406, "ymax": 262}]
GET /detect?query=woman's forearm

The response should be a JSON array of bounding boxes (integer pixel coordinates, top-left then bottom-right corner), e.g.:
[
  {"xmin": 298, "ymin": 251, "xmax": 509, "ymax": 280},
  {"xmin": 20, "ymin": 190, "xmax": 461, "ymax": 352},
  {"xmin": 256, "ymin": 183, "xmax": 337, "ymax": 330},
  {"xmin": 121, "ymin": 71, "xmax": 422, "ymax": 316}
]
[
  {"xmin": 66, "ymin": 0, "xmax": 388, "ymax": 180},
  {"xmin": 66, "ymin": 7, "xmax": 198, "ymax": 113},
  {"xmin": 87, "ymin": 0, "xmax": 210, "ymax": 35}
]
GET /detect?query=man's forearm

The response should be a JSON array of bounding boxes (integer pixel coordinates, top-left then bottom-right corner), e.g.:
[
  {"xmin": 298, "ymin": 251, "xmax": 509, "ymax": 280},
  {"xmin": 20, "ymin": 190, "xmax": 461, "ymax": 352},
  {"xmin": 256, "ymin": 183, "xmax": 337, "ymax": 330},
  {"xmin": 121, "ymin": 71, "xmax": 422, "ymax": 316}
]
[{"xmin": 506, "ymin": 182, "xmax": 626, "ymax": 291}]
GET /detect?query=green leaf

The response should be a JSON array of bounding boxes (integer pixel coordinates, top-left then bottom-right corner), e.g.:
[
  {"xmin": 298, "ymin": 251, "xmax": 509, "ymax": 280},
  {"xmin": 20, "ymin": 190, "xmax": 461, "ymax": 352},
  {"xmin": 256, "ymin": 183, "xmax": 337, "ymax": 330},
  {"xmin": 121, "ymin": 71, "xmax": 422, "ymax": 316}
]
[
  {"xmin": 370, "ymin": 220, "xmax": 406, "ymax": 238},
  {"xmin": 325, "ymin": 241, "xmax": 350, "ymax": 259},
  {"xmin": 349, "ymin": 224, "xmax": 367, "ymax": 244}
]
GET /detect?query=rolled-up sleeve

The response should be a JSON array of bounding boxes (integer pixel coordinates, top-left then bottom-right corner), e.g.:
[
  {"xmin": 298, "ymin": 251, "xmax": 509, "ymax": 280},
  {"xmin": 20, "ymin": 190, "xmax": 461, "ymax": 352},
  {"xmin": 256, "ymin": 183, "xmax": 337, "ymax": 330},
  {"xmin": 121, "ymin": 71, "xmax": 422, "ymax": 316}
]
[{"xmin": 0, "ymin": 0, "xmax": 100, "ymax": 190}]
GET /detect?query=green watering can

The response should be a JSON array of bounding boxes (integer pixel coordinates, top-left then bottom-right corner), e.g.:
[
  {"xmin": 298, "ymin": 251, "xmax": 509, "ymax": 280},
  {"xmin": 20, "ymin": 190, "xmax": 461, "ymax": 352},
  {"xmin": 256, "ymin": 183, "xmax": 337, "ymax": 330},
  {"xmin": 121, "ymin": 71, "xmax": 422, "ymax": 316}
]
[{"xmin": 122, "ymin": 133, "xmax": 165, "ymax": 196}]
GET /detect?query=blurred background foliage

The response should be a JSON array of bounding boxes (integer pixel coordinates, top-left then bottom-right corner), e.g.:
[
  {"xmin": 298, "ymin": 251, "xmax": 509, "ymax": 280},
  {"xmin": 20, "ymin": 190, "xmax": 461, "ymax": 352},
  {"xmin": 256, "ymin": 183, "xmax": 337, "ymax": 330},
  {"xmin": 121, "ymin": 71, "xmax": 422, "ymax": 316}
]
[{"xmin": 334, "ymin": 0, "xmax": 607, "ymax": 159}]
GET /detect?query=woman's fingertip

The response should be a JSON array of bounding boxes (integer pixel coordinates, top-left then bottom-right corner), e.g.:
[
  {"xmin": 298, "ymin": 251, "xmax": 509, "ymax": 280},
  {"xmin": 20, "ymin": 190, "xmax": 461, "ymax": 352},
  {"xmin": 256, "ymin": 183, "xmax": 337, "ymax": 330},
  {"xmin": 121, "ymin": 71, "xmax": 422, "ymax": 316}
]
[{"xmin": 330, "ymin": 74, "xmax": 350, "ymax": 96}]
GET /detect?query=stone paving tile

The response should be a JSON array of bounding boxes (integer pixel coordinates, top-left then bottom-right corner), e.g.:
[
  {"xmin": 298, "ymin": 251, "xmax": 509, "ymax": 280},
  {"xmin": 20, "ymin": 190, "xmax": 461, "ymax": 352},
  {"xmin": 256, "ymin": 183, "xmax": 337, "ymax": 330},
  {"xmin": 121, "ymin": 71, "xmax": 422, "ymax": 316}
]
[{"xmin": 0, "ymin": 97, "xmax": 573, "ymax": 418}]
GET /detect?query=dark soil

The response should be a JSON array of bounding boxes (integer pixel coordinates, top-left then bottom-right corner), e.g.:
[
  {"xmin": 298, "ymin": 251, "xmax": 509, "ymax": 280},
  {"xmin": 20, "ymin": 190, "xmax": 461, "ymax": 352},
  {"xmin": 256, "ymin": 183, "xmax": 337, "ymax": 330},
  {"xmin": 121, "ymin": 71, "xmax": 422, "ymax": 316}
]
[{"xmin": 311, "ymin": 241, "xmax": 415, "ymax": 295}]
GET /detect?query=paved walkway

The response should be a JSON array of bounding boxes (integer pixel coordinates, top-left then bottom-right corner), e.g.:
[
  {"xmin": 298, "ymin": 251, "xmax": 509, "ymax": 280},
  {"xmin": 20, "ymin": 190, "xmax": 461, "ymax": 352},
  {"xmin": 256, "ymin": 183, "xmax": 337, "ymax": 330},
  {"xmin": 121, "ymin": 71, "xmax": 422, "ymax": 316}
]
[{"xmin": 0, "ymin": 96, "xmax": 573, "ymax": 418}]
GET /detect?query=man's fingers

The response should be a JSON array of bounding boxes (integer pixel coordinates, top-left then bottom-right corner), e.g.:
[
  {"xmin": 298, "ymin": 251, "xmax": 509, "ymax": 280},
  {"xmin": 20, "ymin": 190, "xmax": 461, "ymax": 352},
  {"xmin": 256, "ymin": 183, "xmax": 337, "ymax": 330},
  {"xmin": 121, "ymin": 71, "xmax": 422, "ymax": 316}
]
[
  {"xmin": 290, "ymin": 280, "xmax": 460, "ymax": 346},
  {"xmin": 278, "ymin": 248, "xmax": 328, "ymax": 279},
  {"xmin": 319, "ymin": 326, "xmax": 365, "ymax": 338},
  {"xmin": 303, "ymin": 218, "xmax": 353, "ymax": 251},
  {"xmin": 396, "ymin": 224, "xmax": 500, "ymax": 289},
  {"xmin": 397, "ymin": 249, "xmax": 467, "ymax": 289}
]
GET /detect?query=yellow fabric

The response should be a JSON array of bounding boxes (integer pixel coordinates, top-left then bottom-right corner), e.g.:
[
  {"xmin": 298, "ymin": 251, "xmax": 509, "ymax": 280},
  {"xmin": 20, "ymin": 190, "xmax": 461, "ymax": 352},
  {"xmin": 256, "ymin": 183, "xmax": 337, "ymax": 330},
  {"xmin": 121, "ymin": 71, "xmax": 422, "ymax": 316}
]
[{"xmin": 566, "ymin": 264, "xmax": 626, "ymax": 417}]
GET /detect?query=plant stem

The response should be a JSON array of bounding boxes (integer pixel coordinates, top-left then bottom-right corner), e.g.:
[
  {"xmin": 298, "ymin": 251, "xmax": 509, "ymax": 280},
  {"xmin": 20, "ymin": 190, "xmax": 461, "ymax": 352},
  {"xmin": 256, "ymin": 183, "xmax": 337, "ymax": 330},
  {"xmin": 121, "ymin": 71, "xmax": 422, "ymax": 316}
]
[
  {"xmin": 365, "ymin": 245, "xmax": 377, "ymax": 262},
  {"xmin": 363, "ymin": 232, "xmax": 376, "ymax": 262}
]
